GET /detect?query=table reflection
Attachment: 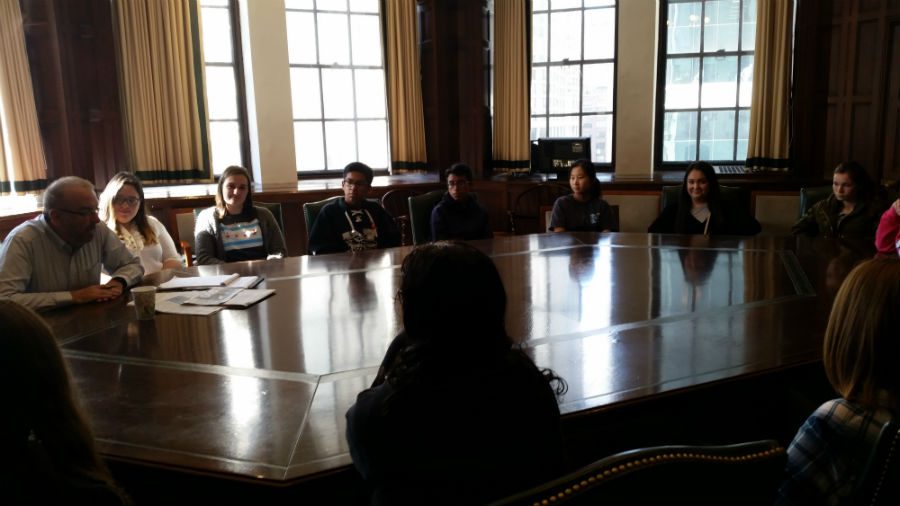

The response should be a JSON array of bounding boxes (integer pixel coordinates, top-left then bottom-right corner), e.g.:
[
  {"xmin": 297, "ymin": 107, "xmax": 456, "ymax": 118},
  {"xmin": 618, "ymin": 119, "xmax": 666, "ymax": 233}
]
[{"xmin": 45, "ymin": 233, "xmax": 864, "ymax": 483}]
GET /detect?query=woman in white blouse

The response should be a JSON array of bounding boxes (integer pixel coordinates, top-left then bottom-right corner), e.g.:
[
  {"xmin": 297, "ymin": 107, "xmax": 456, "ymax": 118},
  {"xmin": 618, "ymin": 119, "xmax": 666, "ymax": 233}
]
[{"xmin": 99, "ymin": 172, "xmax": 181, "ymax": 275}]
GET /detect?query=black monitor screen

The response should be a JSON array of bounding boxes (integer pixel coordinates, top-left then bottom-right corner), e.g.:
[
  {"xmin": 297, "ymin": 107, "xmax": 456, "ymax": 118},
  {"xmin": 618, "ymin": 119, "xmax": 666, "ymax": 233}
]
[{"xmin": 535, "ymin": 137, "xmax": 591, "ymax": 177}]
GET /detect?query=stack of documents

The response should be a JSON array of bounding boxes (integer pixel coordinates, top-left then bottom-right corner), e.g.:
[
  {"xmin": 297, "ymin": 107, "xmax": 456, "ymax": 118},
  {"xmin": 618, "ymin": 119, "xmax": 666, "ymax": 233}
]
[
  {"xmin": 150, "ymin": 274, "xmax": 274, "ymax": 315},
  {"xmin": 157, "ymin": 273, "xmax": 263, "ymax": 290}
]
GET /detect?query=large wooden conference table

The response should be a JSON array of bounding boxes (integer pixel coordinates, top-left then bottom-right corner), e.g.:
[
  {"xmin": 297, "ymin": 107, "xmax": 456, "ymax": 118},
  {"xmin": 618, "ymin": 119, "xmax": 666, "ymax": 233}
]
[{"xmin": 42, "ymin": 232, "xmax": 869, "ymax": 500}]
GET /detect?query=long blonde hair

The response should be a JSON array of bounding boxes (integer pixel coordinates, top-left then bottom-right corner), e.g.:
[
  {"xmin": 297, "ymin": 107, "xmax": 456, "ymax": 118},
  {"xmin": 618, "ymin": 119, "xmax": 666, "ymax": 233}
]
[
  {"xmin": 98, "ymin": 172, "xmax": 157, "ymax": 245},
  {"xmin": 824, "ymin": 258, "xmax": 900, "ymax": 408}
]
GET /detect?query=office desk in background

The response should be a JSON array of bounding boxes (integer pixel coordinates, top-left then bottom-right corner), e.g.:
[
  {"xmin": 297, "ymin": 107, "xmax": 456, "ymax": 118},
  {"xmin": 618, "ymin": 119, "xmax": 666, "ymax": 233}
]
[{"xmin": 42, "ymin": 233, "xmax": 867, "ymax": 503}]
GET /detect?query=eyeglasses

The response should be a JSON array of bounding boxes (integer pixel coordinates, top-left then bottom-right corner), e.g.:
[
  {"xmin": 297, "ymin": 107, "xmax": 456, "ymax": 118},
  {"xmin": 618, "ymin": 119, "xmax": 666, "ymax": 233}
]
[
  {"xmin": 56, "ymin": 208, "xmax": 99, "ymax": 218},
  {"xmin": 343, "ymin": 179, "xmax": 369, "ymax": 189},
  {"xmin": 112, "ymin": 196, "xmax": 141, "ymax": 207},
  {"xmin": 448, "ymin": 180, "xmax": 469, "ymax": 188}
]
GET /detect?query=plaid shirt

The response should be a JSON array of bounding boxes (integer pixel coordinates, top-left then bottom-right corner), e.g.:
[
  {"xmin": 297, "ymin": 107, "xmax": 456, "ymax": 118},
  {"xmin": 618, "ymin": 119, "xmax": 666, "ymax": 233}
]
[{"xmin": 777, "ymin": 398, "xmax": 895, "ymax": 506}]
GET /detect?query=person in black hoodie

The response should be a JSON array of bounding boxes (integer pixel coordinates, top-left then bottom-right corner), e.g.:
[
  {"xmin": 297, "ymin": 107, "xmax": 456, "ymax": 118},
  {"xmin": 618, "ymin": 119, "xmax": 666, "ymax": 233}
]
[
  {"xmin": 346, "ymin": 242, "xmax": 567, "ymax": 505},
  {"xmin": 308, "ymin": 162, "xmax": 400, "ymax": 255},
  {"xmin": 430, "ymin": 163, "xmax": 492, "ymax": 241}
]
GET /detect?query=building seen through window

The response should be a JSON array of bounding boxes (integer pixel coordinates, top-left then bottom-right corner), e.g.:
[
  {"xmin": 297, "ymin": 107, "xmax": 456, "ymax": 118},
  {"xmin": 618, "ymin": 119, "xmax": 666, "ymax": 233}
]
[
  {"xmin": 660, "ymin": 0, "xmax": 755, "ymax": 165},
  {"xmin": 531, "ymin": 0, "xmax": 617, "ymax": 166}
]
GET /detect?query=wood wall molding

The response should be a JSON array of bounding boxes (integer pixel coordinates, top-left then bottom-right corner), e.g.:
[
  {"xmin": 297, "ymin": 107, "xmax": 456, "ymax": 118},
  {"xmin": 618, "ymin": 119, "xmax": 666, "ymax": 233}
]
[{"xmin": 19, "ymin": 0, "xmax": 125, "ymax": 187}]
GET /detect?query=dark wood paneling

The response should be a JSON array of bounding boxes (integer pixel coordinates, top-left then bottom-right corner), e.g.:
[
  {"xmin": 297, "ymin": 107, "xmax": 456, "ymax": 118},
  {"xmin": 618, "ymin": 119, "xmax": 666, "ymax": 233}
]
[
  {"xmin": 19, "ymin": 0, "xmax": 125, "ymax": 187},
  {"xmin": 417, "ymin": 0, "xmax": 490, "ymax": 179},
  {"xmin": 883, "ymin": 21, "xmax": 900, "ymax": 181},
  {"xmin": 793, "ymin": 0, "xmax": 900, "ymax": 183},
  {"xmin": 20, "ymin": 0, "xmax": 73, "ymax": 178}
]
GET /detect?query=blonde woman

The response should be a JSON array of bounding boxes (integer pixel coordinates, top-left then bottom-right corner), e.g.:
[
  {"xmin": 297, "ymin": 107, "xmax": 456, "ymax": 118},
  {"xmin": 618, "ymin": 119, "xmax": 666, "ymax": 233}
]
[
  {"xmin": 777, "ymin": 258, "xmax": 900, "ymax": 505},
  {"xmin": 99, "ymin": 172, "xmax": 181, "ymax": 274}
]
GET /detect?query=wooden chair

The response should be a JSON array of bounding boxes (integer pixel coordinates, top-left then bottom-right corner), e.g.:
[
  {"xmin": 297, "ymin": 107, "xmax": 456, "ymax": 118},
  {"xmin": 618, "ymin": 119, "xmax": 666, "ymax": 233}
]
[
  {"xmin": 381, "ymin": 188, "xmax": 424, "ymax": 246},
  {"xmin": 852, "ymin": 421, "xmax": 900, "ymax": 506},
  {"xmin": 507, "ymin": 183, "xmax": 571, "ymax": 235},
  {"xmin": 490, "ymin": 440, "xmax": 786, "ymax": 506}
]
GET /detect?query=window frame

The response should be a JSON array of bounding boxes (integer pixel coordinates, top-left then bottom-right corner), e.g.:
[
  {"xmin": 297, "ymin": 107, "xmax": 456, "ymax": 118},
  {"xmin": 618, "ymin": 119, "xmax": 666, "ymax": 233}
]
[
  {"xmin": 529, "ymin": 0, "xmax": 619, "ymax": 173},
  {"xmin": 284, "ymin": 1, "xmax": 390, "ymax": 178},
  {"xmin": 200, "ymin": 0, "xmax": 251, "ymax": 179},
  {"xmin": 654, "ymin": 0, "xmax": 755, "ymax": 172}
]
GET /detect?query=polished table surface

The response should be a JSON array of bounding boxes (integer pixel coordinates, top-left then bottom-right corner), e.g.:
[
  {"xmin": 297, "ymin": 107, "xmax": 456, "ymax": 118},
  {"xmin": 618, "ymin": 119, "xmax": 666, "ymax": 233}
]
[{"xmin": 42, "ymin": 233, "xmax": 865, "ymax": 483}]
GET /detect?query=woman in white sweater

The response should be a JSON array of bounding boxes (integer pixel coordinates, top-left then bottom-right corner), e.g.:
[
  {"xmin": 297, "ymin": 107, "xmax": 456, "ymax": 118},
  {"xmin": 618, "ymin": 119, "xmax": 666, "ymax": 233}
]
[{"xmin": 99, "ymin": 172, "xmax": 181, "ymax": 275}]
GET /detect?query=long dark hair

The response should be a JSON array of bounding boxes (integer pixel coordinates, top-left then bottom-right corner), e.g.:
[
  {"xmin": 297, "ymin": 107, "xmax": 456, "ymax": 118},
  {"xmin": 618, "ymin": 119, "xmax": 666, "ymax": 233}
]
[
  {"xmin": 675, "ymin": 161, "xmax": 724, "ymax": 233},
  {"xmin": 570, "ymin": 159, "xmax": 602, "ymax": 200},
  {"xmin": 215, "ymin": 165, "xmax": 256, "ymax": 218},
  {"xmin": 99, "ymin": 172, "xmax": 158, "ymax": 245},
  {"xmin": 0, "ymin": 300, "xmax": 126, "ymax": 500},
  {"xmin": 384, "ymin": 242, "xmax": 565, "ymax": 395}
]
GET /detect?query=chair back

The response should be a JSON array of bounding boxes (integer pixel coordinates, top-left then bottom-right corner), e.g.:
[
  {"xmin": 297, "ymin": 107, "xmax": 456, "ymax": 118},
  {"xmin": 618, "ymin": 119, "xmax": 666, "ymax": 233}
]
[
  {"xmin": 660, "ymin": 185, "xmax": 748, "ymax": 211},
  {"xmin": 255, "ymin": 201, "xmax": 284, "ymax": 233},
  {"xmin": 176, "ymin": 211, "xmax": 199, "ymax": 266},
  {"xmin": 490, "ymin": 440, "xmax": 785, "ymax": 506},
  {"xmin": 853, "ymin": 421, "xmax": 900, "ymax": 506},
  {"xmin": 508, "ymin": 183, "xmax": 571, "ymax": 235},
  {"xmin": 381, "ymin": 188, "xmax": 425, "ymax": 246},
  {"xmin": 302, "ymin": 196, "xmax": 342, "ymax": 253},
  {"xmin": 407, "ymin": 189, "xmax": 445, "ymax": 245},
  {"xmin": 798, "ymin": 185, "xmax": 832, "ymax": 218}
]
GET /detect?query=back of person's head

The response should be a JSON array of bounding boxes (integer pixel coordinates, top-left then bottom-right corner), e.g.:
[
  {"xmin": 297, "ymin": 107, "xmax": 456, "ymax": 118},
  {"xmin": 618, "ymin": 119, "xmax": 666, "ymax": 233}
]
[
  {"xmin": 570, "ymin": 159, "xmax": 601, "ymax": 199},
  {"xmin": 43, "ymin": 177, "xmax": 95, "ymax": 218},
  {"xmin": 824, "ymin": 258, "xmax": 900, "ymax": 408},
  {"xmin": 833, "ymin": 161, "xmax": 877, "ymax": 201},
  {"xmin": 0, "ymin": 300, "xmax": 122, "ymax": 500},
  {"xmin": 215, "ymin": 165, "xmax": 254, "ymax": 216},
  {"xmin": 343, "ymin": 162, "xmax": 374, "ymax": 185},
  {"xmin": 445, "ymin": 163, "xmax": 474, "ymax": 181},
  {"xmin": 400, "ymin": 242, "xmax": 508, "ymax": 351}
]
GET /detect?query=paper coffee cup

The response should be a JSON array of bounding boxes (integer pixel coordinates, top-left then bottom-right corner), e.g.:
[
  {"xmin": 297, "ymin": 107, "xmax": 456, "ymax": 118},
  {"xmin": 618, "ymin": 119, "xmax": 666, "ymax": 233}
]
[{"xmin": 132, "ymin": 286, "xmax": 157, "ymax": 320}]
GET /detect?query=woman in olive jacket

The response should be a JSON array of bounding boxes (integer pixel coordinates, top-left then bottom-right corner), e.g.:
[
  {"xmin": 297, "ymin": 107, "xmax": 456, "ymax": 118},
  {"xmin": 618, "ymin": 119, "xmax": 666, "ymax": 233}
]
[{"xmin": 792, "ymin": 161, "xmax": 888, "ymax": 240}]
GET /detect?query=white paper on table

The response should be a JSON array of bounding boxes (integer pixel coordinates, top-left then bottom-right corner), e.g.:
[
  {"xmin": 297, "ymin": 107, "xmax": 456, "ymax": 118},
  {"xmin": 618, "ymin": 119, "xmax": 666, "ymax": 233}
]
[
  {"xmin": 157, "ymin": 273, "xmax": 240, "ymax": 290},
  {"xmin": 183, "ymin": 287, "xmax": 243, "ymax": 306},
  {"xmin": 156, "ymin": 291, "xmax": 222, "ymax": 315}
]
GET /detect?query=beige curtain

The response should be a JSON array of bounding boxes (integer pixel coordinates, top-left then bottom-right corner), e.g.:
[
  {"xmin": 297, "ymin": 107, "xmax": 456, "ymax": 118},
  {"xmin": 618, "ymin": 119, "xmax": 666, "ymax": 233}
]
[
  {"xmin": 745, "ymin": 0, "xmax": 792, "ymax": 172},
  {"xmin": 492, "ymin": 0, "xmax": 530, "ymax": 175},
  {"xmin": 0, "ymin": 0, "xmax": 48, "ymax": 195},
  {"xmin": 114, "ymin": 0, "xmax": 209, "ymax": 182},
  {"xmin": 384, "ymin": 0, "xmax": 427, "ymax": 172}
]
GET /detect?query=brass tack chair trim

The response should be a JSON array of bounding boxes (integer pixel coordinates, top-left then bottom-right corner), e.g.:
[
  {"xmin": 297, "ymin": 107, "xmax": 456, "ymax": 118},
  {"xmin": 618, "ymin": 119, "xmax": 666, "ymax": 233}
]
[{"xmin": 528, "ymin": 446, "xmax": 785, "ymax": 505}]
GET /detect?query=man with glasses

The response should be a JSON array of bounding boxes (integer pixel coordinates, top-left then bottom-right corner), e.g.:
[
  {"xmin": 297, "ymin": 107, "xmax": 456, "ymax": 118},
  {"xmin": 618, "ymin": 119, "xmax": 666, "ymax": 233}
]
[
  {"xmin": 430, "ymin": 163, "xmax": 492, "ymax": 241},
  {"xmin": 308, "ymin": 162, "xmax": 400, "ymax": 255},
  {"xmin": 0, "ymin": 176, "xmax": 143, "ymax": 311}
]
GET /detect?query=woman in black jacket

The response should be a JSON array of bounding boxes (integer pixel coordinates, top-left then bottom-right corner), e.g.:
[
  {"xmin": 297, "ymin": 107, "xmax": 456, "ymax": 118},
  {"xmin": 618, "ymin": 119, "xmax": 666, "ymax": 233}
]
[
  {"xmin": 648, "ymin": 161, "xmax": 761, "ymax": 236},
  {"xmin": 346, "ymin": 242, "xmax": 567, "ymax": 505}
]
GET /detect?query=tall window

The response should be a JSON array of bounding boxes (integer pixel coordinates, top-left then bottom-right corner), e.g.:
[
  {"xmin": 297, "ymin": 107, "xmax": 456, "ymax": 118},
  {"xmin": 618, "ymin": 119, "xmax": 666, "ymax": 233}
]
[
  {"xmin": 199, "ymin": 0, "xmax": 246, "ymax": 175},
  {"xmin": 285, "ymin": 0, "xmax": 388, "ymax": 174},
  {"xmin": 531, "ymin": 0, "xmax": 617, "ymax": 166},
  {"xmin": 659, "ymin": 0, "xmax": 755, "ymax": 165}
]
